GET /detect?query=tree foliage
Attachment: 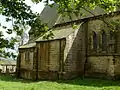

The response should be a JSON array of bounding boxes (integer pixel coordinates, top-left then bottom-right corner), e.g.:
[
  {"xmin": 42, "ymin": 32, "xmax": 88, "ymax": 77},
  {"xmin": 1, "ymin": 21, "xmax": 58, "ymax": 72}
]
[
  {"xmin": 0, "ymin": 0, "xmax": 40, "ymax": 58},
  {"xmin": 32, "ymin": 0, "xmax": 120, "ymax": 33},
  {"xmin": 0, "ymin": 0, "xmax": 120, "ymax": 58},
  {"xmin": 32, "ymin": 0, "xmax": 120, "ymax": 16},
  {"xmin": 29, "ymin": 18, "xmax": 49, "ymax": 38}
]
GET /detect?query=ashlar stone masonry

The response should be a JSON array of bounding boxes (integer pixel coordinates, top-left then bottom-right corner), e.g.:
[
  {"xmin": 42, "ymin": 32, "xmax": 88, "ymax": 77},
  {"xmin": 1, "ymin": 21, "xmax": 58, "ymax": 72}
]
[{"xmin": 17, "ymin": 11, "xmax": 120, "ymax": 80}]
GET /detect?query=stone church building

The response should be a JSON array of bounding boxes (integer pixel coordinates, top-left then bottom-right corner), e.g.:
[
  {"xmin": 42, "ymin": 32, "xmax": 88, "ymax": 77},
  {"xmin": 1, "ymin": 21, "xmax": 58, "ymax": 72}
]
[{"xmin": 17, "ymin": 5, "xmax": 120, "ymax": 80}]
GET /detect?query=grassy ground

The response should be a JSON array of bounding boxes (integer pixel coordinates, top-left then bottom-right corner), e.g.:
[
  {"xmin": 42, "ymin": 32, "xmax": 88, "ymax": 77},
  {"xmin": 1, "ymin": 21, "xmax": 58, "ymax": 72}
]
[{"xmin": 0, "ymin": 75, "xmax": 120, "ymax": 90}]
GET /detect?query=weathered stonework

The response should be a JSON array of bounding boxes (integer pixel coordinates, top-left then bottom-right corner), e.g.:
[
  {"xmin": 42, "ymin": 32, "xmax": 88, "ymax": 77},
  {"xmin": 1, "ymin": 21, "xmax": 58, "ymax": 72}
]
[
  {"xmin": 17, "ymin": 11, "xmax": 120, "ymax": 80},
  {"xmin": 85, "ymin": 14, "xmax": 120, "ymax": 79}
]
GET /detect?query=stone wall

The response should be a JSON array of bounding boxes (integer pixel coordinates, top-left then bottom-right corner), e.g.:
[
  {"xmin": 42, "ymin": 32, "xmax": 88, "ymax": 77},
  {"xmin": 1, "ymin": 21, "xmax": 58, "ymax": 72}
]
[
  {"xmin": 18, "ymin": 14, "xmax": 120, "ymax": 80},
  {"xmin": 114, "ymin": 56, "xmax": 120, "ymax": 79},
  {"xmin": 36, "ymin": 39, "xmax": 66, "ymax": 80},
  {"xmin": 19, "ymin": 48, "xmax": 35, "ymax": 79},
  {"xmin": 85, "ymin": 14, "xmax": 120, "ymax": 79},
  {"xmin": 63, "ymin": 22, "xmax": 87, "ymax": 79},
  {"xmin": 20, "ymin": 48, "xmax": 34, "ymax": 69},
  {"xmin": 85, "ymin": 56, "xmax": 114, "ymax": 78}
]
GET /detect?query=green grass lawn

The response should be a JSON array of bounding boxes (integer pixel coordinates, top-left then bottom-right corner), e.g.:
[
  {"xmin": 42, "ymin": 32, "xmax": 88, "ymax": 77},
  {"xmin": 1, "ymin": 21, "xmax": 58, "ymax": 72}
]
[{"xmin": 0, "ymin": 75, "xmax": 120, "ymax": 90}]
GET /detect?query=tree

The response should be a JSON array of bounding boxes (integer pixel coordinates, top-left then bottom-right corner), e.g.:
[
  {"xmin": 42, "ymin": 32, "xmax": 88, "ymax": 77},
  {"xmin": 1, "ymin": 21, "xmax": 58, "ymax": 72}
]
[
  {"xmin": 0, "ymin": 0, "xmax": 119, "ymax": 58},
  {"xmin": 32, "ymin": 0, "xmax": 120, "ymax": 32},
  {"xmin": 32, "ymin": 0, "xmax": 119, "ymax": 17},
  {"xmin": 0, "ymin": 0, "xmax": 45, "ymax": 58}
]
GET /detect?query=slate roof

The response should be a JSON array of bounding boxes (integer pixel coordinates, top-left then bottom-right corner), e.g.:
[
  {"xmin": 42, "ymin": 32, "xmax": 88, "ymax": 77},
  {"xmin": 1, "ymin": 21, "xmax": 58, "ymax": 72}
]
[
  {"xmin": 19, "ymin": 23, "xmax": 82, "ymax": 48},
  {"xmin": 19, "ymin": 5, "xmax": 120, "ymax": 49},
  {"xmin": 36, "ymin": 24, "xmax": 82, "ymax": 42},
  {"xmin": 39, "ymin": 4, "xmax": 59, "ymax": 28},
  {"xmin": 55, "ymin": 7, "xmax": 105, "ymax": 24},
  {"xmin": 38, "ymin": 4, "xmax": 106, "ymax": 26}
]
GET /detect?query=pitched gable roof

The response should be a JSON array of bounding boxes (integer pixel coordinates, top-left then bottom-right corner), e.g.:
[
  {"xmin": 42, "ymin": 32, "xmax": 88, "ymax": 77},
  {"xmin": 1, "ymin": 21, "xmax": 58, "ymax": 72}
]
[
  {"xmin": 40, "ymin": 4, "xmax": 59, "ymax": 28},
  {"xmin": 36, "ymin": 24, "xmax": 82, "ymax": 42}
]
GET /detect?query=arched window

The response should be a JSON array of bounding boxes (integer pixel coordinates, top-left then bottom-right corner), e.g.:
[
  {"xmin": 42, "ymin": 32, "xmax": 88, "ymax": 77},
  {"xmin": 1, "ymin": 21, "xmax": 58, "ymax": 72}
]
[
  {"xmin": 110, "ymin": 30, "xmax": 114, "ymax": 40},
  {"xmin": 102, "ymin": 30, "xmax": 107, "ymax": 51},
  {"xmin": 109, "ymin": 30, "xmax": 115, "ymax": 53},
  {"xmin": 92, "ymin": 31, "xmax": 97, "ymax": 50}
]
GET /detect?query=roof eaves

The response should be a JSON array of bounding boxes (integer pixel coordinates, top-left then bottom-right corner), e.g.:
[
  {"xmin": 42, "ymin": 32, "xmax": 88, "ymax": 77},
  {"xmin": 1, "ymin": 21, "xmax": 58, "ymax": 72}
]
[
  {"xmin": 36, "ymin": 37, "xmax": 66, "ymax": 42},
  {"xmin": 19, "ymin": 43, "xmax": 36, "ymax": 49}
]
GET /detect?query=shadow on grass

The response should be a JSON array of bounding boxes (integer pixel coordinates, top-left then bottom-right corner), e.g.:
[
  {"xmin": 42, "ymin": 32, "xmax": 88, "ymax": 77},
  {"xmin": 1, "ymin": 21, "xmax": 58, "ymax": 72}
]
[
  {"xmin": 55, "ymin": 77, "xmax": 120, "ymax": 87},
  {"xmin": 0, "ymin": 75, "xmax": 35, "ymax": 83},
  {"xmin": 0, "ymin": 75, "xmax": 120, "ymax": 87}
]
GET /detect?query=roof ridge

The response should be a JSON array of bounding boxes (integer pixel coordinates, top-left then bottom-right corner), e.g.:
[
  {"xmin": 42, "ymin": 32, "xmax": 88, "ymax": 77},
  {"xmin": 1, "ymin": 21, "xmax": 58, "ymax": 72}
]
[{"xmin": 53, "ymin": 10, "xmax": 120, "ymax": 28}]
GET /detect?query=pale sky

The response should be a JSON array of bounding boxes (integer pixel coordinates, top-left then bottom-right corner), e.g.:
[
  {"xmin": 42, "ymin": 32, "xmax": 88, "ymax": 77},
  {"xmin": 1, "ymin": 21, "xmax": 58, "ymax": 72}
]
[
  {"xmin": 24, "ymin": 0, "xmax": 45, "ymax": 13},
  {"xmin": 0, "ymin": 1, "xmax": 45, "ymax": 56},
  {"xmin": 0, "ymin": 0, "xmax": 45, "ymax": 38},
  {"xmin": 0, "ymin": 0, "xmax": 45, "ymax": 27}
]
